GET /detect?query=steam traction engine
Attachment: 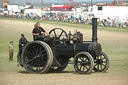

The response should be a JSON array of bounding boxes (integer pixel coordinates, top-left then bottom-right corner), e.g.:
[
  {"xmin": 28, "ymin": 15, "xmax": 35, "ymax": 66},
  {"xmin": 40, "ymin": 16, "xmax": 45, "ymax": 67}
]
[{"xmin": 18, "ymin": 18, "xmax": 109, "ymax": 74}]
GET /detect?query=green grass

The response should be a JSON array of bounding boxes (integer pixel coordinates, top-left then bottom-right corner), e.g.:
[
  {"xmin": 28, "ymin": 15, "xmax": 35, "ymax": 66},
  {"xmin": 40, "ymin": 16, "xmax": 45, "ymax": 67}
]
[
  {"xmin": 0, "ymin": 18, "xmax": 128, "ymax": 73},
  {"xmin": 0, "ymin": 53, "xmax": 25, "ymax": 72}
]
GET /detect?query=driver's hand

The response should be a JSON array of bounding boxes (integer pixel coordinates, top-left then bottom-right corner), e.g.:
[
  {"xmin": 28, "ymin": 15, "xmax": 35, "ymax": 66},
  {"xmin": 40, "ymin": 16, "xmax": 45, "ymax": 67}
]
[
  {"xmin": 21, "ymin": 44, "xmax": 24, "ymax": 46},
  {"xmin": 36, "ymin": 33, "xmax": 39, "ymax": 35},
  {"xmin": 47, "ymin": 34, "xmax": 50, "ymax": 36}
]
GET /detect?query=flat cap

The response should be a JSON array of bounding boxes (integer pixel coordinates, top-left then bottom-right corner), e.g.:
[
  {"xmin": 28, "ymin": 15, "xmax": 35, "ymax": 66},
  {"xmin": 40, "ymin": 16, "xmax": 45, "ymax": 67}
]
[
  {"xmin": 10, "ymin": 41, "xmax": 13, "ymax": 43},
  {"xmin": 21, "ymin": 34, "xmax": 24, "ymax": 36}
]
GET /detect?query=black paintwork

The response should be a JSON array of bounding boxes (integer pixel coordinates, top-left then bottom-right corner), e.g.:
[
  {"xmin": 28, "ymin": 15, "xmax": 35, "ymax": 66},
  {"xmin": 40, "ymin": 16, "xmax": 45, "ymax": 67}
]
[{"xmin": 18, "ymin": 18, "xmax": 102, "ymax": 69}]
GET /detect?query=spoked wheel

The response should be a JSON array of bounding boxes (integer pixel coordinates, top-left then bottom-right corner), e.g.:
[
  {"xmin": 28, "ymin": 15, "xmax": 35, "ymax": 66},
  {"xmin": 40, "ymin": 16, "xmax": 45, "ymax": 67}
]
[
  {"xmin": 74, "ymin": 52, "xmax": 94, "ymax": 74},
  {"xmin": 93, "ymin": 52, "xmax": 109, "ymax": 72},
  {"xmin": 49, "ymin": 28, "xmax": 68, "ymax": 41},
  {"xmin": 48, "ymin": 58, "xmax": 69, "ymax": 73},
  {"xmin": 22, "ymin": 41, "xmax": 53, "ymax": 74},
  {"xmin": 17, "ymin": 51, "xmax": 23, "ymax": 67}
]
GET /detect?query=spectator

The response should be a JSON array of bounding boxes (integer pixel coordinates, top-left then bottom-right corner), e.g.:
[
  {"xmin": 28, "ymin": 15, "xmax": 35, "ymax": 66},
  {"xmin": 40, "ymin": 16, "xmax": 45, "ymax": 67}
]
[{"xmin": 7, "ymin": 41, "xmax": 14, "ymax": 61}]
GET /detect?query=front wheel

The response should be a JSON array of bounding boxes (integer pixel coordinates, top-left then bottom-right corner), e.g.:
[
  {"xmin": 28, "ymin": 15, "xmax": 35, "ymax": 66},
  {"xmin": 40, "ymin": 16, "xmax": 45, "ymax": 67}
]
[
  {"xmin": 74, "ymin": 52, "xmax": 94, "ymax": 74},
  {"xmin": 93, "ymin": 52, "xmax": 109, "ymax": 72}
]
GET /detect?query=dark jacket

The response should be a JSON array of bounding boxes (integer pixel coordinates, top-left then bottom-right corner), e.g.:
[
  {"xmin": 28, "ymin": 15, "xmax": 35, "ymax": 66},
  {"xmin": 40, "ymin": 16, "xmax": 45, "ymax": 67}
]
[
  {"xmin": 32, "ymin": 27, "xmax": 45, "ymax": 40},
  {"xmin": 19, "ymin": 37, "xmax": 29, "ymax": 49}
]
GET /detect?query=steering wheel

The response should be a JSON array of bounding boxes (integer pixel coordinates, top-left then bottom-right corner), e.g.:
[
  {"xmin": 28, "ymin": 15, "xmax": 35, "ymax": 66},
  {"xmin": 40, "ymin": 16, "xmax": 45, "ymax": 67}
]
[{"xmin": 49, "ymin": 28, "xmax": 68, "ymax": 41}]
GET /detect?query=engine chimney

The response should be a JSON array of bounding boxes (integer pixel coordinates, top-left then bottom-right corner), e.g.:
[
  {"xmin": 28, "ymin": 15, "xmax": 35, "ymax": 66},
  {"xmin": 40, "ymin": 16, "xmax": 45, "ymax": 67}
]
[{"xmin": 92, "ymin": 18, "xmax": 98, "ymax": 43}]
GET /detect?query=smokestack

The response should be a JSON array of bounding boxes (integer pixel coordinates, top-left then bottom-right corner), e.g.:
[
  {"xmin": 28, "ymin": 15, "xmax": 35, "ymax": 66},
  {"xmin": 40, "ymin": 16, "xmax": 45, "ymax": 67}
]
[
  {"xmin": 41, "ymin": 0, "xmax": 43, "ymax": 7},
  {"xmin": 92, "ymin": 18, "xmax": 98, "ymax": 43},
  {"xmin": 91, "ymin": 0, "xmax": 92, "ymax": 6}
]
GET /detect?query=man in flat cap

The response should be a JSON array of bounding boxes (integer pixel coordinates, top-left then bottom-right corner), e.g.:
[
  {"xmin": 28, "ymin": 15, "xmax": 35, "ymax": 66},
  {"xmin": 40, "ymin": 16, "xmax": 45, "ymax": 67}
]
[{"xmin": 19, "ymin": 34, "xmax": 29, "ymax": 51}]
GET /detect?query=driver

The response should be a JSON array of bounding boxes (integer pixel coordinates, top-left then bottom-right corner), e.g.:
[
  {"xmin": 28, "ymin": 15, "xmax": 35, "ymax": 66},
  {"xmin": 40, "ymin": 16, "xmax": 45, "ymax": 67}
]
[{"xmin": 32, "ymin": 22, "xmax": 49, "ymax": 40}]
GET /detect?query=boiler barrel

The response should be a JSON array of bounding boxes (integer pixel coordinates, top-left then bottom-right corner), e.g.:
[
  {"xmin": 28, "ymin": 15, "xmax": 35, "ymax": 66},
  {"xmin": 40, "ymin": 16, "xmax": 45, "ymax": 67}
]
[
  {"xmin": 55, "ymin": 42, "xmax": 102, "ymax": 58},
  {"xmin": 55, "ymin": 43, "xmax": 91, "ymax": 57}
]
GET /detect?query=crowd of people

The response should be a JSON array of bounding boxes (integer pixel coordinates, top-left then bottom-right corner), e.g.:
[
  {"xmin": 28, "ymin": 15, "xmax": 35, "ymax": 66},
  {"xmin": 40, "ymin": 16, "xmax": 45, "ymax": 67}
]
[
  {"xmin": 99, "ymin": 17, "xmax": 128, "ymax": 28},
  {"xmin": 1, "ymin": 12, "xmax": 128, "ymax": 28}
]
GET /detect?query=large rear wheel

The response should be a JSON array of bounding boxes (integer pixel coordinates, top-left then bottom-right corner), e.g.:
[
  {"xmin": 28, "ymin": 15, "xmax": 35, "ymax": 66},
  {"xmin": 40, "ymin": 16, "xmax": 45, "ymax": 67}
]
[
  {"xmin": 22, "ymin": 41, "xmax": 53, "ymax": 74},
  {"xmin": 17, "ymin": 51, "xmax": 23, "ymax": 67}
]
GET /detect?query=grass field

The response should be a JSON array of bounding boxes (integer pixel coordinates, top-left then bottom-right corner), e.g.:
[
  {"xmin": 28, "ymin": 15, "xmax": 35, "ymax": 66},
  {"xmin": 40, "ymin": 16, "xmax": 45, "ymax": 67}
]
[{"xmin": 0, "ymin": 18, "xmax": 128, "ymax": 85}]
